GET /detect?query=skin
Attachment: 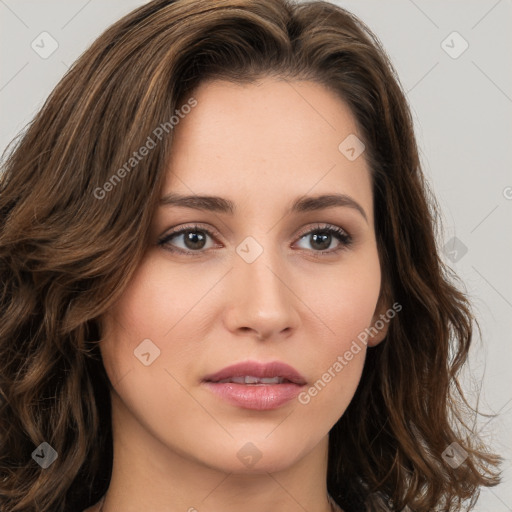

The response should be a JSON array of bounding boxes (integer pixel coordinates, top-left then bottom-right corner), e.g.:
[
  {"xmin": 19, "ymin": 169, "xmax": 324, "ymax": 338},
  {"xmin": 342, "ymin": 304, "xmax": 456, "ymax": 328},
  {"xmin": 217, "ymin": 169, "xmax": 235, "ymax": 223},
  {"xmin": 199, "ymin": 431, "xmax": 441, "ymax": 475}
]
[{"xmin": 91, "ymin": 77, "xmax": 390, "ymax": 512}]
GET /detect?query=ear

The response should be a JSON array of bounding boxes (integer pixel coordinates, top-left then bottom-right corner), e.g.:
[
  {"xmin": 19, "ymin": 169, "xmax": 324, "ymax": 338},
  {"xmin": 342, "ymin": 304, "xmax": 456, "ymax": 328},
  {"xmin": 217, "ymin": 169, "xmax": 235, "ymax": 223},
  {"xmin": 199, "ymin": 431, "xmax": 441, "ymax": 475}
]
[{"xmin": 367, "ymin": 280, "xmax": 393, "ymax": 347}]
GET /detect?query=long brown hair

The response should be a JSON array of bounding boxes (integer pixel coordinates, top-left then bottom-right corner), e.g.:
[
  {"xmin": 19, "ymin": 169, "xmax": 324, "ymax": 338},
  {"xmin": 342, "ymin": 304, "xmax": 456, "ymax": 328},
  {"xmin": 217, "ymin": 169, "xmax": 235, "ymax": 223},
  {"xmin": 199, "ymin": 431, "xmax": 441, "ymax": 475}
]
[{"xmin": 0, "ymin": 1, "xmax": 501, "ymax": 510}]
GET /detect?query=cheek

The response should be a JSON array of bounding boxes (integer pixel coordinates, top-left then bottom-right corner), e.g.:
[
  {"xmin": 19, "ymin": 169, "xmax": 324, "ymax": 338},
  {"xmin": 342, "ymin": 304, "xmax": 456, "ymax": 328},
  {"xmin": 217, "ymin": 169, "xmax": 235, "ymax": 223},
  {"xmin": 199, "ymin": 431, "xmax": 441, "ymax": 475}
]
[
  {"xmin": 98, "ymin": 255, "xmax": 179, "ymax": 383},
  {"xmin": 296, "ymin": 249, "xmax": 381, "ymax": 412},
  {"xmin": 103, "ymin": 249, "xmax": 206, "ymax": 336},
  {"xmin": 99, "ymin": 252, "xmax": 224, "ymax": 390},
  {"xmin": 304, "ymin": 245, "xmax": 382, "ymax": 345}
]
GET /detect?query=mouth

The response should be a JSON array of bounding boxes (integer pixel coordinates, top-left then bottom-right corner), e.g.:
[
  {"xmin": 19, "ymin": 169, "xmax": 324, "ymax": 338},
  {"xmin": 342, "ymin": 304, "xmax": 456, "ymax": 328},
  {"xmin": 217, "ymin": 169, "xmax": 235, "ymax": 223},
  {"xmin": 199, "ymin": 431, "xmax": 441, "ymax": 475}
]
[
  {"xmin": 214, "ymin": 376, "xmax": 295, "ymax": 385},
  {"xmin": 202, "ymin": 360, "xmax": 307, "ymax": 410},
  {"xmin": 203, "ymin": 360, "xmax": 307, "ymax": 385}
]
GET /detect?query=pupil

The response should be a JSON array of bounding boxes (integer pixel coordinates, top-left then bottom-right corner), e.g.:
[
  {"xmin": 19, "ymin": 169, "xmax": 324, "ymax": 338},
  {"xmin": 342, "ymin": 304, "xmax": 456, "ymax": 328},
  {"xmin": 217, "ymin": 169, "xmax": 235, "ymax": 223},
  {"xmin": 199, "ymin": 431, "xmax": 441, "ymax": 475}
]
[
  {"xmin": 311, "ymin": 233, "xmax": 330, "ymax": 250},
  {"xmin": 185, "ymin": 231, "xmax": 206, "ymax": 250}
]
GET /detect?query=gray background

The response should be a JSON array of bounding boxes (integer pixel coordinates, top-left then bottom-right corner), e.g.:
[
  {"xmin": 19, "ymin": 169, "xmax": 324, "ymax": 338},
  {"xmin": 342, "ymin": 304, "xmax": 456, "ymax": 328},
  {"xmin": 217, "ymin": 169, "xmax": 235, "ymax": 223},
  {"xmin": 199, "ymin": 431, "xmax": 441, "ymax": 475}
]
[{"xmin": 1, "ymin": 0, "xmax": 511, "ymax": 510}]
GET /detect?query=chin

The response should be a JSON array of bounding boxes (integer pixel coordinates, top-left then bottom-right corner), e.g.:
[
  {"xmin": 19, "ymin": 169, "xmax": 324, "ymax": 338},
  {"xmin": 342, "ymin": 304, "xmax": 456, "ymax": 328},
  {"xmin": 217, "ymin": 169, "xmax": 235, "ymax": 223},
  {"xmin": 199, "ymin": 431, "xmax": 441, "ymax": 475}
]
[
  {"xmin": 211, "ymin": 451, "xmax": 301, "ymax": 475},
  {"xmin": 206, "ymin": 435, "xmax": 311, "ymax": 474}
]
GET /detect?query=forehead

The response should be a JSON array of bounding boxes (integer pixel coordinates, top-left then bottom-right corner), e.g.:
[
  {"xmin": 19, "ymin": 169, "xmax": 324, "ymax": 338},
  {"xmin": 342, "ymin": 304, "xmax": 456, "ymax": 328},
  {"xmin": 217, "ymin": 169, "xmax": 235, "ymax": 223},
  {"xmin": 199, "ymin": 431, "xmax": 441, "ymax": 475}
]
[{"xmin": 163, "ymin": 78, "xmax": 373, "ymax": 220}]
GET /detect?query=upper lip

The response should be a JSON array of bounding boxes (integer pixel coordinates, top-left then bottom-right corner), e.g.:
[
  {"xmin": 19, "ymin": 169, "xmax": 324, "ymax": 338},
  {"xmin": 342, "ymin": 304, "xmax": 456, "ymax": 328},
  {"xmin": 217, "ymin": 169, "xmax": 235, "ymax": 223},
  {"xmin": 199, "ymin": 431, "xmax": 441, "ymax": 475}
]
[{"xmin": 203, "ymin": 360, "xmax": 307, "ymax": 385}]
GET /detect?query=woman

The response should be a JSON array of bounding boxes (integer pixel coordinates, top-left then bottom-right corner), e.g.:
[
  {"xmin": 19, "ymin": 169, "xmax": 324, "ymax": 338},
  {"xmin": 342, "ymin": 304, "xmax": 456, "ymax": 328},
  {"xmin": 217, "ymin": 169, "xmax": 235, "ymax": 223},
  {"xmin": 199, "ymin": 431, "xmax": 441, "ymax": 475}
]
[{"xmin": 0, "ymin": 0, "xmax": 502, "ymax": 511}]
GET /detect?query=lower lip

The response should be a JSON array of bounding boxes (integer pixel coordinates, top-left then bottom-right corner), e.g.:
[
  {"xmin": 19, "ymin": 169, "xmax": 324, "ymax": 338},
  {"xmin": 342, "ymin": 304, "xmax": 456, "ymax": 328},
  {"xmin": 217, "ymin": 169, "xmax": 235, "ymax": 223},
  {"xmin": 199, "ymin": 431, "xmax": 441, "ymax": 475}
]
[{"xmin": 202, "ymin": 381, "xmax": 304, "ymax": 410}]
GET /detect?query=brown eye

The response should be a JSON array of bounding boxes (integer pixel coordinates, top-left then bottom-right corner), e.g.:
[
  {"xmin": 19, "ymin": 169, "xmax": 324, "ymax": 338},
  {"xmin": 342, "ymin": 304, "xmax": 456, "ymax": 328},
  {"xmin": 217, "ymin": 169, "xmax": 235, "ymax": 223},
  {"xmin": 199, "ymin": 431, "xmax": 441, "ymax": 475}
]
[
  {"xmin": 294, "ymin": 224, "xmax": 353, "ymax": 255},
  {"xmin": 158, "ymin": 225, "xmax": 216, "ymax": 255}
]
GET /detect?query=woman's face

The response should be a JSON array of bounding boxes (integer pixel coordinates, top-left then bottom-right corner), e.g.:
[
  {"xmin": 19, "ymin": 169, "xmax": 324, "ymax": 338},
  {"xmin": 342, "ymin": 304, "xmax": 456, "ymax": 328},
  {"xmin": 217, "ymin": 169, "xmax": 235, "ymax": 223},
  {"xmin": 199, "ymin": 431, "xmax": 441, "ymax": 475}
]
[{"xmin": 100, "ymin": 77, "xmax": 388, "ymax": 475}]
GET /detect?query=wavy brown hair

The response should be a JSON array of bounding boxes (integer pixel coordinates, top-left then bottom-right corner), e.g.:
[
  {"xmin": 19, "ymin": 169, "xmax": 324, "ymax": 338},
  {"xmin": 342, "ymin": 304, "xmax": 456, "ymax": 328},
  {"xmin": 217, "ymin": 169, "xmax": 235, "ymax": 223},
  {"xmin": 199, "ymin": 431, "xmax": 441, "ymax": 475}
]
[{"xmin": 0, "ymin": 0, "xmax": 502, "ymax": 511}]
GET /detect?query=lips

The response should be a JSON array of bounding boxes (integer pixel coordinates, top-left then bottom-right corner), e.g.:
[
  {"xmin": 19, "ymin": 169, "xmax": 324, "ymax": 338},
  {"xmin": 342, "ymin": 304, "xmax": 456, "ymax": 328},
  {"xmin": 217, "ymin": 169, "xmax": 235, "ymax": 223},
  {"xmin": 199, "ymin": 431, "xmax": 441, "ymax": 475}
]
[
  {"xmin": 203, "ymin": 360, "xmax": 307, "ymax": 386},
  {"xmin": 202, "ymin": 360, "xmax": 307, "ymax": 410}
]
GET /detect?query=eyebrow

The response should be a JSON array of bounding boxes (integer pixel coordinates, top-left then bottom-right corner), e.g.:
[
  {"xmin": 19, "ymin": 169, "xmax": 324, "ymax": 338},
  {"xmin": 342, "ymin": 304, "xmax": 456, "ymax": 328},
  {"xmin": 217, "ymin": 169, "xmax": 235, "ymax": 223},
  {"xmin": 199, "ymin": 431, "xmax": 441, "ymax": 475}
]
[{"xmin": 159, "ymin": 192, "xmax": 368, "ymax": 223}]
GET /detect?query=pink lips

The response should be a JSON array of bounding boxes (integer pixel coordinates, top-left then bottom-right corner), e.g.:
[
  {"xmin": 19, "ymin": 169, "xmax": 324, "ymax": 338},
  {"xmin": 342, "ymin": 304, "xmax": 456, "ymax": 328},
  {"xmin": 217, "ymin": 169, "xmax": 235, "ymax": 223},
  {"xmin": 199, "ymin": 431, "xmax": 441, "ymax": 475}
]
[{"xmin": 202, "ymin": 360, "xmax": 307, "ymax": 411}]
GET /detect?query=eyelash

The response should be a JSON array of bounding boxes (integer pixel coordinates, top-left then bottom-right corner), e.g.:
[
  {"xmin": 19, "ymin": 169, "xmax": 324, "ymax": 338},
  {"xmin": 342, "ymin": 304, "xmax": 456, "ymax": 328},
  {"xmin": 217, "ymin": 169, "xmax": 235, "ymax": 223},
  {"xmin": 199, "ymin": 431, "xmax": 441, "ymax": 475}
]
[{"xmin": 158, "ymin": 223, "xmax": 353, "ymax": 258}]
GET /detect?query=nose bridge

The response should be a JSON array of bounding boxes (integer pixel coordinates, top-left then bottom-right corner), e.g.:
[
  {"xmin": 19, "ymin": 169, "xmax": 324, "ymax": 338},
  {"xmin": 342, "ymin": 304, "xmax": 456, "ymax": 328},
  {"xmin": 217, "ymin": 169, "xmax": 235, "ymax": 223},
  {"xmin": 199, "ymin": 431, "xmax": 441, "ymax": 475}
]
[
  {"xmin": 235, "ymin": 233, "xmax": 287, "ymax": 306},
  {"xmin": 225, "ymin": 232, "xmax": 298, "ymax": 337}
]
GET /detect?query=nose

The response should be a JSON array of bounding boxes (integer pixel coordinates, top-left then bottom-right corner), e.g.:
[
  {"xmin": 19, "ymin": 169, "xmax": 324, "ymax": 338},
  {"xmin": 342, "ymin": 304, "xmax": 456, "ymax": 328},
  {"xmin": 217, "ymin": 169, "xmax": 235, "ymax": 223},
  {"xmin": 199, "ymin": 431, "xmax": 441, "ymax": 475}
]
[{"xmin": 222, "ymin": 243, "xmax": 300, "ymax": 341}]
